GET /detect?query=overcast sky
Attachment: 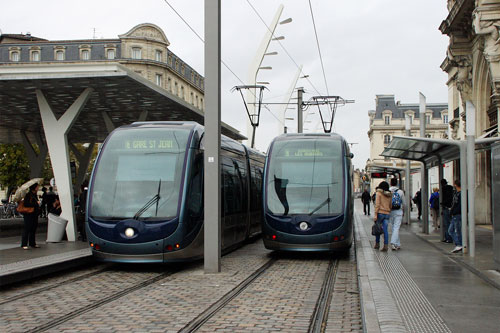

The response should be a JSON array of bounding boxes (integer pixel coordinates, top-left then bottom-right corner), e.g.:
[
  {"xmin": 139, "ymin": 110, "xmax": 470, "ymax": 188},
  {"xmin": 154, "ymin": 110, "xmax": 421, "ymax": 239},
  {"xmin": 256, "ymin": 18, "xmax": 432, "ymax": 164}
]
[{"xmin": 1, "ymin": 0, "xmax": 449, "ymax": 169}]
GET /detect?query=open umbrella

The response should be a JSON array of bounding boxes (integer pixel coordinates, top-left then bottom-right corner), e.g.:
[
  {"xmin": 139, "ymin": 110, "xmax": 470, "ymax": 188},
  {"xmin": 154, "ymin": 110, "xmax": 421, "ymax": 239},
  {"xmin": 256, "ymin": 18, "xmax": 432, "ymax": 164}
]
[{"xmin": 13, "ymin": 178, "xmax": 44, "ymax": 202}]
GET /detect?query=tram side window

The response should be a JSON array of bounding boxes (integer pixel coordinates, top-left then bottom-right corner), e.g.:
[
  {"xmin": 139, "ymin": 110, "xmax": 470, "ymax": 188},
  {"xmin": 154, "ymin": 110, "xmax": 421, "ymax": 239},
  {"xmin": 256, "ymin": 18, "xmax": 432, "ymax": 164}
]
[
  {"xmin": 222, "ymin": 157, "xmax": 245, "ymax": 216},
  {"xmin": 187, "ymin": 152, "xmax": 203, "ymax": 219},
  {"xmin": 250, "ymin": 166, "xmax": 263, "ymax": 212}
]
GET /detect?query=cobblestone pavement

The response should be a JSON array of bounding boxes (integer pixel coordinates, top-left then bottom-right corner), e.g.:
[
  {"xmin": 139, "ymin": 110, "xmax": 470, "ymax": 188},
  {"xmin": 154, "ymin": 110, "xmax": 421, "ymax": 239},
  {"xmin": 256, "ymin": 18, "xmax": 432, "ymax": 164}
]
[{"xmin": 0, "ymin": 238, "xmax": 362, "ymax": 332}]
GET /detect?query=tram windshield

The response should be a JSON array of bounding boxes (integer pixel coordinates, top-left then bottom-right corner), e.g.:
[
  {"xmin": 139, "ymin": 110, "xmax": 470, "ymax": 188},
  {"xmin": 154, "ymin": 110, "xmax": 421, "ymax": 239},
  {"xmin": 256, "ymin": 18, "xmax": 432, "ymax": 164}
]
[
  {"xmin": 266, "ymin": 138, "xmax": 344, "ymax": 216},
  {"xmin": 90, "ymin": 127, "xmax": 190, "ymax": 221}
]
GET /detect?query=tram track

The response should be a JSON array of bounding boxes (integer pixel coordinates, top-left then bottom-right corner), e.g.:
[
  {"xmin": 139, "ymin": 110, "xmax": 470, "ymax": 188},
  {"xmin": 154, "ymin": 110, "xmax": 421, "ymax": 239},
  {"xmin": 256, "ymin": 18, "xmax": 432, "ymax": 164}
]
[
  {"xmin": 0, "ymin": 264, "xmax": 111, "ymax": 306},
  {"xmin": 179, "ymin": 257, "xmax": 277, "ymax": 332},
  {"xmin": 25, "ymin": 268, "xmax": 181, "ymax": 333},
  {"xmin": 308, "ymin": 258, "xmax": 340, "ymax": 333}
]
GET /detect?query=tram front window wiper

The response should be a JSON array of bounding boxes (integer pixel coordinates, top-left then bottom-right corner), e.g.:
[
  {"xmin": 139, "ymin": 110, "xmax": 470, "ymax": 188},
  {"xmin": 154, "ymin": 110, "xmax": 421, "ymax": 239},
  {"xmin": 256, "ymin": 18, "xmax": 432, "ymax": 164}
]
[
  {"xmin": 133, "ymin": 180, "xmax": 162, "ymax": 220},
  {"xmin": 308, "ymin": 198, "xmax": 332, "ymax": 216}
]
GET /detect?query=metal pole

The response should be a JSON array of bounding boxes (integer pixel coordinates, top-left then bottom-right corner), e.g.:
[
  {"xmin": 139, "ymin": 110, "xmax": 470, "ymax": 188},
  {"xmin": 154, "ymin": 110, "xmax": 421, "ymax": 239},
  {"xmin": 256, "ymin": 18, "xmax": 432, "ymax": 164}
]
[
  {"xmin": 466, "ymin": 101, "xmax": 476, "ymax": 257},
  {"xmin": 460, "ymin": 142, "xmax": 468, "ymax": 254},
  {"xmin": 405, "ymin": 115, "xmax": 411, "ymax": 225},
  {"xmin": 438, "ymin": 160, "xmax": 444, "ymax": 241},
  {"xmin": 280, "ymin": 66, "xmax": 302, "ymax": 135},
  {"xmin": 419, "ymin": 92, "xmax": 429, "ymax": 234},
  {"xmin": 297, "ymin": 87, "xmax": 304, "ymax": 133},
  {"xmin": 204, "ymin": 0, "xmax": 221, "ymax": 273}
]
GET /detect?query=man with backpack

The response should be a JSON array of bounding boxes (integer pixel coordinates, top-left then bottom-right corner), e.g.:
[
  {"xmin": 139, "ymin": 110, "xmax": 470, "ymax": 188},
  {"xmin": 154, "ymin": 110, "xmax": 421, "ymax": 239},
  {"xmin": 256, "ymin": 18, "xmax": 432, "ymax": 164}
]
[{"xmin": 389, "ymin": 178, "xmax": 405, "ymax": 250}]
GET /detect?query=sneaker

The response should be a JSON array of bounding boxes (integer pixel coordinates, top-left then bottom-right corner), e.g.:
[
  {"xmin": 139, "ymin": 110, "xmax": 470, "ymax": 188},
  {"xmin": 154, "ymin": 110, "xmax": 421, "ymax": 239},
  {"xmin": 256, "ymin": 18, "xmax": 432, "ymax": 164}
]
[
  {"xmin": 451, "ymin": 246, "xmax": 463, "ymax": 253},
  {"xmin": 391, "ymin": 244, "xmax": 397, "ymax": 251},
  {"xmin": 22, "ymin": 246, "xmax": 29, "ymax": 250},
  {"xmin": 396, "ymin": 246, "xmax": 401, "ymax": 250}
]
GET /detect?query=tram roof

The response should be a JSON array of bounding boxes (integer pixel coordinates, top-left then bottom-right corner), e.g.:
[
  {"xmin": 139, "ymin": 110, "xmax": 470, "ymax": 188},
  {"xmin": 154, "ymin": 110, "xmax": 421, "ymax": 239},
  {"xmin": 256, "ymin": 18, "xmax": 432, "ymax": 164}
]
[
  {"xmin": 274, "ymin": 132, "xmax": 344, "ymax": 141},
  {"xmin": 0, "ymin": 63, "xmax": 246, "ymax": 144}
]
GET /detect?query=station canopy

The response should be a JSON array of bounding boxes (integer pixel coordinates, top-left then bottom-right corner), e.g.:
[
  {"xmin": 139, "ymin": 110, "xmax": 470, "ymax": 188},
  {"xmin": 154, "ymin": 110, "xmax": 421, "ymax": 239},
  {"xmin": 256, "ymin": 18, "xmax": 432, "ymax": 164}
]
[
  {"xmin": 0, "ymin": 63, "xmax": 245, "ymax": 144},
  {"xmin": 381, "ymin": 135, "xmax": 499, "ymax": 168}
]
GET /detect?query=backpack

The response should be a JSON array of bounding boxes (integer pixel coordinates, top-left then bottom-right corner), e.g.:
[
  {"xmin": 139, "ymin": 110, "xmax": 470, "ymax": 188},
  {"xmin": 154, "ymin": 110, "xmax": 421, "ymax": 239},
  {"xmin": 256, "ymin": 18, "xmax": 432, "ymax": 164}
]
[{"xmin": 391, "ymin": 189, "xmax": 402, "ymax": 210}]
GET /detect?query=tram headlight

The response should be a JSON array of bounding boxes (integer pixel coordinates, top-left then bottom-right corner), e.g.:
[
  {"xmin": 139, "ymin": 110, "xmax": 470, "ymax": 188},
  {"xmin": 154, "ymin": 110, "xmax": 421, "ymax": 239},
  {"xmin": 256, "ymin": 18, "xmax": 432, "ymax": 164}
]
[
  {"xmin": 299, "ymin": 222, "xmax": 309, "ymax": 231},
  {"xmin": 125, "ymin": 228, "xmax": 135, "ymax": 238}
]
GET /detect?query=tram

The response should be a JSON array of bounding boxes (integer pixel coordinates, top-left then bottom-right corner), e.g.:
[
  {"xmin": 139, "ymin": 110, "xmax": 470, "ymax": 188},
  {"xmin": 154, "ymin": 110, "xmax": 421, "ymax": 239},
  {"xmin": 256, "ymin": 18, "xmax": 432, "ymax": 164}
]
[
  {"xmin": 262, "ymin": 133, "xmax": 354, "ymax": 251},
  {"xmin": 85, "ymin": 121, "xmax": 265, "ymax": 263}
]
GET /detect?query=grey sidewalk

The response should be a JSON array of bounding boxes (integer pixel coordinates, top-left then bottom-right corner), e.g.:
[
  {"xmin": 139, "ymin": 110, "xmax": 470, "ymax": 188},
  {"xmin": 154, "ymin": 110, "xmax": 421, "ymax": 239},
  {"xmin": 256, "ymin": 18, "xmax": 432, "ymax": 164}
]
[{"xmin": 355, "ymin": 201, "xmax": 500, "ymax": 333}]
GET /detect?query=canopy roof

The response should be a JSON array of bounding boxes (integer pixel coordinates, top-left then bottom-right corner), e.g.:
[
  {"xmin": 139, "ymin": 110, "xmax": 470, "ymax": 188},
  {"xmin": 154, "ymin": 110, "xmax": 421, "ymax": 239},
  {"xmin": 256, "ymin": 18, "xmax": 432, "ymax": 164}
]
[
  {"xmin": 0, "ymin": 63, "xmax": 245, "ymax": 144},
  {"xmin": 381, "ymin": 135, "xmax": 500, "ymax": 168}
]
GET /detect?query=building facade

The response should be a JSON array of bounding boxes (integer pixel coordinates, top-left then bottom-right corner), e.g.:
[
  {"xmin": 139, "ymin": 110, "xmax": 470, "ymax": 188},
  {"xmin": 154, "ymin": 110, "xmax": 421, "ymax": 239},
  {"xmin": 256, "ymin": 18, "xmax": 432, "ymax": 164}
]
[
  {"xmin": 366, "ymin": 95, "xmax": 450, "ymax": 194},
  {"xmin": 0, "ymin": 23, "xmax": 204, "ymax": 111},
  {"xmin": 440, "ymin": 0, "xmax": 500, "ymax": 224}
]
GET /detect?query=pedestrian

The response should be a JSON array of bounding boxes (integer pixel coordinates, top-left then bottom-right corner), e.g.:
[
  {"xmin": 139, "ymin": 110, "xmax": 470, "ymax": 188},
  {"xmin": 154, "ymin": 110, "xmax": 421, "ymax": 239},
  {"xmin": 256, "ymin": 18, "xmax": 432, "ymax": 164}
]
[
  {"xmin": 413, "ymin": 189, "xmax": 422, "ymax": 220},
  {"xmin": 374, "ymin": 181, "xmax": 392, "ymax": 252},
  {"xmin": 50, "ymin": 195, "xmax": 62, "ymax": 216},
  {"xmin": 449, "ymin": 179, "xmax": 463, "ymax": 253},
  {"xmin": 46, "ymin": 186, "xmax": 56, "ymax": 213},
  {"xmin": 389, "ymin": 178, "xmax": 404, "ymax": 250},
  {"xmin": 429, "ymin": 187, "xmax": 440, "ymax": 229},
  {"xmin": 361, "ymin": 189, "xmax": 371, "ymax": 215},
  {"xmin": 440, "ymin": 179, "xmax": 454, "ymax": 243},
  {"xmin": 40, "ymin": 186, "xmax": 48, "ymax": 218},
  {"xmin": 21, "ymin": 183, "xmax": 40, "ymax": 249}
]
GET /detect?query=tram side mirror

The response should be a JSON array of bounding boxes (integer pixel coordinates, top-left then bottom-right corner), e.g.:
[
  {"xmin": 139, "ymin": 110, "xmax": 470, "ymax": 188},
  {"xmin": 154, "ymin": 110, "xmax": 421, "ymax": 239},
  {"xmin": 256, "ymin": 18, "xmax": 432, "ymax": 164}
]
[{"xmin": 347, "ymin": 153, "xmax": 354, "ymax": 159}]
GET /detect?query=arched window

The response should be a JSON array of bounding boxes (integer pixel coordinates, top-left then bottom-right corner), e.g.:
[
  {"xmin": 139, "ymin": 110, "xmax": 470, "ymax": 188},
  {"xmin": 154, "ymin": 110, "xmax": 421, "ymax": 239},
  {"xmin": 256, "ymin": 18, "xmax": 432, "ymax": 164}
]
[
  {"xmin": 107, "ymin": 49, "xmax": 115, "ymax": 60},
  {"xmin": 31, "ymin": 51, "xmax": 40, "ymax": 61},
  {"xmin": 11, "ymin": 51, "xmax": 20, "ymax": 62},
  {"xmin": 132, "ymin": 47, "xmax": 142, "ymax": 59},
  {"xmin": 56, "ymin": 50, "xmax": 64, "ymax": 60},
  {"xmin": 81, "ymin": 49, "xmax": 90, "ymax": 60}
]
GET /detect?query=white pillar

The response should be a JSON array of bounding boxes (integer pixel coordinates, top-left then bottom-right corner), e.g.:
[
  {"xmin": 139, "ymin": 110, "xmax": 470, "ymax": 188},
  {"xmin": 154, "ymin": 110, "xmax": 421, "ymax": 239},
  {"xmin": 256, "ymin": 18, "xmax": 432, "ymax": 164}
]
[
  {"xmin": 466, "ymin": 101, "xmax": 476, "ymax": 257},
  {"xmin": 36, "ymin": 88, "xmax": 93, "ymax": 241},
  {"xmin": 438, "ymin": 161, "xmax": 444, "ymax": 240},
  {"xmin": 419, "ymin": 93, "xmax": 429, "ymax": 234},
  {"xmin": 405, "ymin": 115, "xmax": 411, "ymax": 225},
  {"xmin": 459, "ymin": 142, "xmax": 468, "ymax": 253}
]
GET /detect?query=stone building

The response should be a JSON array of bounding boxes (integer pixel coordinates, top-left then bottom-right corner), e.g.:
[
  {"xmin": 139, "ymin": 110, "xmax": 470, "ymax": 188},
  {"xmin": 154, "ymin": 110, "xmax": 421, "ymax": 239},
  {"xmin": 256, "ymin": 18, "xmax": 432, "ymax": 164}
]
[
  {"xmin": 440, "ymin": 0, "xmax": 500, "ymax": 224},
  {"xmin": 0, "ymin": 23, "xmax": 204, "ymax": 111},
  {"xmin": 366, "ymin": 95, "xmax": 449, "ymax": 193}
]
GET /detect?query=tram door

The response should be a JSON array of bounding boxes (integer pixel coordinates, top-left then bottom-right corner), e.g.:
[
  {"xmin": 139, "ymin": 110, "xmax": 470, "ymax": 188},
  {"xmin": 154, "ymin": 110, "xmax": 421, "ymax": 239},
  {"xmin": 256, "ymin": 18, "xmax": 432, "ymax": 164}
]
[{"xmin": 492, "ymin": 142, "xmax": 500, "ymax": 271}]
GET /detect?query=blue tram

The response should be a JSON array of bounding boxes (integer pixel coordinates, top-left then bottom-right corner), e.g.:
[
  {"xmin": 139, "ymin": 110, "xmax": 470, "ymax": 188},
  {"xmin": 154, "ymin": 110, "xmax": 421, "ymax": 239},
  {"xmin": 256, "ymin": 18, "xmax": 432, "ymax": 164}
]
[
  {"xmin": 85, "ymin": 121, "xmax": 265, "ymax": 263},
  {"xmin": 262, "ymin": 133, "xmax": 354, "ymax": 251}
]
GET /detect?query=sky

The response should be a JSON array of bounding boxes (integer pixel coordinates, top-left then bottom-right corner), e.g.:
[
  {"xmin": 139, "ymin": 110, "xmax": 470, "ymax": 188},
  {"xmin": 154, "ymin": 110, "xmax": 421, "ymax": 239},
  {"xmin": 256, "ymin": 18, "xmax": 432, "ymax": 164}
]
[{"xmin": 0, "ymin": 0, "xmax": 450, "ymax": 170}]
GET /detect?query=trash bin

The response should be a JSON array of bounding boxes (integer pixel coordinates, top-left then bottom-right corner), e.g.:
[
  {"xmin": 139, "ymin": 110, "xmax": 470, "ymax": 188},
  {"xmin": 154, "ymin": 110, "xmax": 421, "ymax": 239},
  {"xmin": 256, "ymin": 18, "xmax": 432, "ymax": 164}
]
[{"xmin": 46, "ymin": 213, "xmax": 68, "ymax": 242}]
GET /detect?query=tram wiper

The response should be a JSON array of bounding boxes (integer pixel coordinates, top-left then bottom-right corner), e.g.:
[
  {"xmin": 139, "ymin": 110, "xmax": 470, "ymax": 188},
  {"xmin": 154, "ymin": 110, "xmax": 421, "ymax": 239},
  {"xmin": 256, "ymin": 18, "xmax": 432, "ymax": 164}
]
[
  {"xmin": 133, "ymin": 180, "xmax": 162, "ymax": 220},
  {"xmin": 308, "ymin": 198, "xmax": 332, "ymax": 216}
]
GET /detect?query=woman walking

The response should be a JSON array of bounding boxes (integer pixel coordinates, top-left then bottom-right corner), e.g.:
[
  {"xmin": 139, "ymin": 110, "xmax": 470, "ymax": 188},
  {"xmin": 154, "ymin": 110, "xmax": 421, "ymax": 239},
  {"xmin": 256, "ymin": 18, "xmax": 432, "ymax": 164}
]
[
  {"xmin": 374, "ymin": 181, "xmax": 392, "ymax": 251},
  {"xmin": 21, "ymin": 183, "xmax": 40, "ymax": 249}
]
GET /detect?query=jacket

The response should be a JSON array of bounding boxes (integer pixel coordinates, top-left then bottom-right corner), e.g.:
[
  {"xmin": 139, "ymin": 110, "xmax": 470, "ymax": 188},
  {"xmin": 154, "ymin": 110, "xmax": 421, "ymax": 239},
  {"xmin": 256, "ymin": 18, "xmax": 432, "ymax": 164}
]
[
  {"xmin": 450, "ymin": 190, "xmax": 461, "ymax": 216},
  {"xmin": 375, "ymin": 188, "xmax": 392, "ymax": 216},
  {"xmin": 361, "ymin": 191, "xmax": 371, "ymax": 204},
  {"xmin": 23, "ymin": 191, "xmax": 39, "ymax": 216},
  {"xmin": 429, "ymin": 192, "xmax": 439, "ymax": 209}
]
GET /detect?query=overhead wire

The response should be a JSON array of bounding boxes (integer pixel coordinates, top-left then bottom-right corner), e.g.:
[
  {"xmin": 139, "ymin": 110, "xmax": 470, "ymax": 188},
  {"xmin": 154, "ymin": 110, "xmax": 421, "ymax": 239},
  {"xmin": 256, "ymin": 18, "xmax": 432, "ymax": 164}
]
[
  {"xmin": 162, "ymin": 0, "xmax": 284, "ymax": 126},
  {"xmin": 308, "ymin": 0, "xmax": 330, "ymax": 96}
]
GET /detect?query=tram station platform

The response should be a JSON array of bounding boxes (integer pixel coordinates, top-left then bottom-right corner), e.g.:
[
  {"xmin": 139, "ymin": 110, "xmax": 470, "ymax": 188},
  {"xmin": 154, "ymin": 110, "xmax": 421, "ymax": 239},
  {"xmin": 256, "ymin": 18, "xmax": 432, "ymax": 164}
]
[
  {"xmin": 0, "ymin": 218, "xmax": 91, "ymax": 286},
  {"xmin": 1, "ymin": 203, "xmax": 500, "ymax": 332}
]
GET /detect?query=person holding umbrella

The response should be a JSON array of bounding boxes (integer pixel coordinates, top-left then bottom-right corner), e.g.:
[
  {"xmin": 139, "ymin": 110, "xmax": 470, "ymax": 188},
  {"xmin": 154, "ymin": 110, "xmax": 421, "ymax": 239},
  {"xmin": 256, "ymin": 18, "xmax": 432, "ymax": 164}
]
[{"xmin": 20, "ymin": 183, "xmax": 41, "ymax": 249}]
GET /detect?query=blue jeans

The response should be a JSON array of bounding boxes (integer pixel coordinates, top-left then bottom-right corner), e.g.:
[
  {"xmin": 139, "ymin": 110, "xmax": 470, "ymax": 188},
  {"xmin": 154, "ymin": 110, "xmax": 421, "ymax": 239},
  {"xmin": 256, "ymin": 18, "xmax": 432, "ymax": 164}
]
[
  {"xmin": 448, "ymin": 214, "xmax": 462, "ymax": 246},
  {"xmin": 442, "ymin": 208, "xmax": 453, "ymax": 242},
  {"xmin": 389, "ymin": 212, "xmax": 403, "ymax": 247},
  {"xmin": 375, "ymin": 213, "xmax": 390, "ymax": 245}
]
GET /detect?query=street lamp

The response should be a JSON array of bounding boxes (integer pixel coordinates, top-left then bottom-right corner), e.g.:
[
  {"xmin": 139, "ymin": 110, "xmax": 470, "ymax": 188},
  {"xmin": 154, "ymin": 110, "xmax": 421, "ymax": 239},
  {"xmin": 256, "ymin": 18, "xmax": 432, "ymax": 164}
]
[{"xmin": 246, "ymin": 4, "xmax": 292, "ymax": 146}]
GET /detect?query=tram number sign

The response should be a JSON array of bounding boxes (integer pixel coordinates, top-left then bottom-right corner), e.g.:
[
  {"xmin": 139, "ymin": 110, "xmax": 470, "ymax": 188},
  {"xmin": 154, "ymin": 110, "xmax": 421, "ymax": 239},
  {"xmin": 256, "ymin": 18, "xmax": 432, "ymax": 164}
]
[{"xmin": 371, "ymin": 172, "xmax": 387, "ymax": 178}]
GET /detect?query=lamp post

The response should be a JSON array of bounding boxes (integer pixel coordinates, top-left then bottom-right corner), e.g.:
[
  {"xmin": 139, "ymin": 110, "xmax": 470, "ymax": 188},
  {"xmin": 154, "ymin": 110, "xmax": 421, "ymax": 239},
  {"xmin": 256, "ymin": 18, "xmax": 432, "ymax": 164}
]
[{"xmin": 246, "ymin": 4, "xmax": 292, "ymax": 145}]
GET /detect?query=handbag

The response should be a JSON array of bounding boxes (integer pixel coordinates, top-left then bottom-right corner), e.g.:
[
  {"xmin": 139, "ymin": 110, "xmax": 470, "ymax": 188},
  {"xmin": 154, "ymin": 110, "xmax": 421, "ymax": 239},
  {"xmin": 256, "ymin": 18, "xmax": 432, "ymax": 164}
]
[
  {"xmin": 371, "ymin": 221, "xmax": 383, "ymax": 236},
  {"xmin": 17, "ymin": 199, "xmax": 34, "ymax": 214}
]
